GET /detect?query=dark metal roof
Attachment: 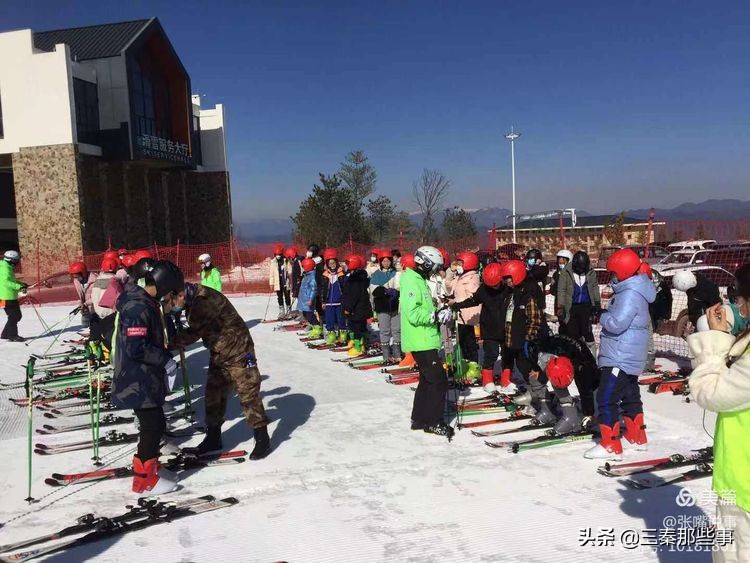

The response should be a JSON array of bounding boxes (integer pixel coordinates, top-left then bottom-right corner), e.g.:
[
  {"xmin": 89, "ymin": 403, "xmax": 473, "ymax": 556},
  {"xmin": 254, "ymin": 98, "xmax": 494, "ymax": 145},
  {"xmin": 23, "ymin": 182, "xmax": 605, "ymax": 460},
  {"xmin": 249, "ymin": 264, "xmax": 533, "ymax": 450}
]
[{"xmin": 33, "ymin": 19, "xmax": 152, "ymax": 60}]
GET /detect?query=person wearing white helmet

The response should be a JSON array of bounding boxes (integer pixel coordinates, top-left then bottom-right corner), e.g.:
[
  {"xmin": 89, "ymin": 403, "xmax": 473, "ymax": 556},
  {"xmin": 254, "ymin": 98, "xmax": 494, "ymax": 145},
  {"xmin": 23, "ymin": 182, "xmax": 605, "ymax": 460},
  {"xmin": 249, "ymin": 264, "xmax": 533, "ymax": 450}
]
[
  {"xmin": 401, "ymin": 246, "xmax": 454, "ymax": 439},
  {"xmin": 197, "ymin": 253, "xmax": 222, "ymax": 293},
  {"xmin": 549, "ymin": 249, "xmax": 574, "ymax": 327},
  {"xmin": 672, "ymin": 269, "xmax": 721, "ymax": 328},
  {"xmin": 1, "ymin": 250, "xmax": 27, "ymax": 342}
]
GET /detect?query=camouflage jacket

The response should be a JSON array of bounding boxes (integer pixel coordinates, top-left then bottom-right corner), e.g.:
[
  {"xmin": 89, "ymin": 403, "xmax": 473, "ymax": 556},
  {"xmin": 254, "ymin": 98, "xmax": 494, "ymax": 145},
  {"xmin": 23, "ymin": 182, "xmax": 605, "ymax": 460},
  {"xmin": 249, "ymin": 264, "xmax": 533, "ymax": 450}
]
[
  {"xmin": 171, "ymin": 283, "xmax": 253, "ymax": 366},
  {"xmin": 111, "ymin": 284, "xmax": 173, "ymax": 410}
]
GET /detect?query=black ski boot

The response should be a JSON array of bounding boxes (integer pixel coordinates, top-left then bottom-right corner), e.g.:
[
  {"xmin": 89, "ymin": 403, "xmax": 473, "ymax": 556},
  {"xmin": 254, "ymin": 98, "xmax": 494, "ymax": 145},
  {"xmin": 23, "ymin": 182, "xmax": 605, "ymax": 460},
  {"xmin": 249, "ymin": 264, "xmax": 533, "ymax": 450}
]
[
  {"xmin": 249, "ymin": 425, "xmax": 272, "ymax": 460},
  {"xmin": 183, "ymin": 425, "xmax": 222, "ymax": 456},
  {"xmin": 423, "ymin": 422, "xmax": 455, "ymax": 440}
]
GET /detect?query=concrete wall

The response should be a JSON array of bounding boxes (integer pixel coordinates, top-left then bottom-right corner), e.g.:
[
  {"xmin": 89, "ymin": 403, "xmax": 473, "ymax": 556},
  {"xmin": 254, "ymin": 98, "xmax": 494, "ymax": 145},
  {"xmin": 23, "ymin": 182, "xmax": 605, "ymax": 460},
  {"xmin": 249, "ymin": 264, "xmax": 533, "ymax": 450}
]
[
  {"xmin": 13, "ymin": 144, "xmax": 83, "ymax": 260},
  {"xmin": 196, "ymin": 103, "xmax": 228, "ymax": 172},
  {"xmin": 0, "ymin": 30, "xmax": 77, "ymax": 153}
]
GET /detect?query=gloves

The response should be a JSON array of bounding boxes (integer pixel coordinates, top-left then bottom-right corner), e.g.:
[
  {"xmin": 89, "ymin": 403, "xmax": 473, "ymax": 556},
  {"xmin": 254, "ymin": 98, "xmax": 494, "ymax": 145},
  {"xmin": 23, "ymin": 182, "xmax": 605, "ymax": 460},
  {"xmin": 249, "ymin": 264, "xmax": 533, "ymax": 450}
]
[
  {"xmin": 437, "ymin": 308, "xmax": 454, "ymax": 325},
  {"xmin": 591, "ymin": 306, "xmax": 602, "ymax": 324}
]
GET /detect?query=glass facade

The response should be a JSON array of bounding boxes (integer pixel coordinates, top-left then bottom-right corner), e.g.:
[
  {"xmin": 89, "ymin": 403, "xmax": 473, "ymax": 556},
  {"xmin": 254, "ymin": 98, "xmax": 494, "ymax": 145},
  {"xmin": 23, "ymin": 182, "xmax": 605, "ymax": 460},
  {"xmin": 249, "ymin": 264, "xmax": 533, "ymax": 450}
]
[
  {"xmin": 73, "ymin": 78, "xmax": 100, "ymax": 145},
  {"xmin": 131, "ymin": 59, "xmax": 171, "ymax": 139}
]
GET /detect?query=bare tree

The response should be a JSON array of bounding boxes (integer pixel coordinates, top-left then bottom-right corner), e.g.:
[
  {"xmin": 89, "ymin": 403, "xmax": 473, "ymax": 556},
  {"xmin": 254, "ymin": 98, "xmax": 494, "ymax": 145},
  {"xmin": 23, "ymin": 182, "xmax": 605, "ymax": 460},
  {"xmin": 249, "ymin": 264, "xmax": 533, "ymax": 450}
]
[{"xmin": 412, "ymin": 169, "xmax": 451, "ymax": 242}]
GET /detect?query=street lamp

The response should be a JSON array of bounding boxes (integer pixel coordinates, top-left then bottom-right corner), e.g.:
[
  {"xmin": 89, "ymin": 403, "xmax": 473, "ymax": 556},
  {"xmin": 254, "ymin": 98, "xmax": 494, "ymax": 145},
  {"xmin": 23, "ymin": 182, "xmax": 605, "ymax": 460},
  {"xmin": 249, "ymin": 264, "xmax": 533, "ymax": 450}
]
[{"xmin": 504, "ymin": 127, "xmax": 521, "ymax": 243}]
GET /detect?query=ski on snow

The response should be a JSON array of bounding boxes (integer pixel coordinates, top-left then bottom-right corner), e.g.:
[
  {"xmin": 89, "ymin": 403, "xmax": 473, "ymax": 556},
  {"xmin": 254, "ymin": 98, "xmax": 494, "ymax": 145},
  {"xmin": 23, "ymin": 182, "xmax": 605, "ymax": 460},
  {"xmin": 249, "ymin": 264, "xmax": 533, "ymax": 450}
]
[
  {"xmin": 35, "ymin": 415, "xmax": 135, "ymax": 435},
  {"xmin": 598, "ymin": 447, "xmax": 713, "ymax": 477},
  {"xmin": 625, "ymin": 463, "xmax": 713, "ymax": 489},
  {"xmin": 0, "ymin": 496, "xmax": 239, "ymax": 562},
  {"xmin": 45, "ymin": 450, "xmax": 247, "ymax": 486},
  {"xmin": 457, "ymin": 412, "xmax": 532, "ymax": 429},
  {"xmin": 485, "ymin": 429, "xmax": 594, "ymax": 452}
]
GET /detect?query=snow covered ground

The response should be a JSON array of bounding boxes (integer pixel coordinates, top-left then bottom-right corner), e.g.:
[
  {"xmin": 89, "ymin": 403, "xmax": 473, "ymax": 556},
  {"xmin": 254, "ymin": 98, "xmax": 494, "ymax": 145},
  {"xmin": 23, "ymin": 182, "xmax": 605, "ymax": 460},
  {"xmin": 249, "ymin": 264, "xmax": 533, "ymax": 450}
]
[{"xmin": 0, "ymin": 296, "xmax": 717, "ymax": 562}]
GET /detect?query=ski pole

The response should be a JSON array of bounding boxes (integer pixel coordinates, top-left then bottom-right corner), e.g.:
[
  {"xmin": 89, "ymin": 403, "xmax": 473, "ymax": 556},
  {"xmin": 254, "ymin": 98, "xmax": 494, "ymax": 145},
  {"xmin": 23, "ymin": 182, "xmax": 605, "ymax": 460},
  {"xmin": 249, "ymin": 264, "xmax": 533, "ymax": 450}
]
[
  {"xmin": 262, "ymin": 290, "xmax": 273, "ymax": 322},
  {"xmin": 23, "ymin": 296, "xmax": 51, "ymax": 333},
  {"xmin": 25, "ymin": 306, "xmax": 80, "ymax": 347},
  {"xmin": 179, "ymin": 348, "xmax": 194, "ymax": 421},
  {"xmin": 93, "ymin": 364, "xmax": 103, "ymax": 465},
  {"xmin": 25, "ymin": 357, "xmax": 36, "ymax": 503}
]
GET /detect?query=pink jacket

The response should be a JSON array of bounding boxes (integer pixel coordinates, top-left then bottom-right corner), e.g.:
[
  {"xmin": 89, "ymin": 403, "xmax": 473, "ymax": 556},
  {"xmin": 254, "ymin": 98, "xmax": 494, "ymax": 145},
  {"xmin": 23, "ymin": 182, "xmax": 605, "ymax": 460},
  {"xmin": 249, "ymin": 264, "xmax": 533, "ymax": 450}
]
[{"xmin": 449, "ymin": 270, "xmax": 481, "ymax": 325}]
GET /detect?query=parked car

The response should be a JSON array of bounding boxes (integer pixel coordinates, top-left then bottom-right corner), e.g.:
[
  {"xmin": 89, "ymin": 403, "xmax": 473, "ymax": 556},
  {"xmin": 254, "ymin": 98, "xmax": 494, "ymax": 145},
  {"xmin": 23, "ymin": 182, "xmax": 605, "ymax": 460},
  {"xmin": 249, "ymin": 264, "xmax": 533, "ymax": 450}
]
[
  {"xmin": 666, "ymin": 239, "xmax": 716, "ymax": 252},
  {"xmin": 597, "ymin": 244, "xmax": 669, "ymax": 268},
  {"xmin": 702, "ymin": 248, "xmax": 750, "ymax": 273},
  {"xmin": 653, "ymin": 249, "xmax": 715, "ymax": 272}
]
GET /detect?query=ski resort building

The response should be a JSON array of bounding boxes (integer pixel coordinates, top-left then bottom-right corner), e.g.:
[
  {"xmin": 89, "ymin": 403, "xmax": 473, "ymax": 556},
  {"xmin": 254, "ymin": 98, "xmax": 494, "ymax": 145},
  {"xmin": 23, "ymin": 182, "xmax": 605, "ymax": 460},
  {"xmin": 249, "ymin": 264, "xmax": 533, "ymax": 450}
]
[{"xmin": 0, "ymin": 18, "xmax": 232, "ymax": 259}]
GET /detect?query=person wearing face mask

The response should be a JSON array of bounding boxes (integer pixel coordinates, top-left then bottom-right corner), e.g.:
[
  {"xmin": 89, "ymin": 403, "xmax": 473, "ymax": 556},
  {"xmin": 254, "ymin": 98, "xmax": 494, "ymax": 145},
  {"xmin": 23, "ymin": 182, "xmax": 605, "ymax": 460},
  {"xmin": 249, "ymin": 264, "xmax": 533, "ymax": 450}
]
[
  {"xmin": 584, "ymin": 248, "xmax": 655, "ymax": 461},
  {"xmin": 1, "ymin": 250, "xmax": 28, "ymax": 342},
  {"xmin": 197, "ymin": 253, "xmax": 222, "ymax": 293},
  {"xmin": 445, "ymin": 251, "xmax": 482, "ymax": 366},
  {"xmin": 366, "ymin": 248, "xmax": 381, "ymax": 277},
  {"xmin": 69, "ymin": 261, "xmax": 98, "ymax": 328},
  {"xmin": 269, "ymin": 243, "xmax": 292, "ymax": 319},
  {"xmin": 284, "ymin": 247, "xmax": 302, "ymax": 307},
  {"xmin": 111, "ymin": 260, "xmax": 181, "ymax": 495},
  {"xmin": 695, "ymin": 263, "xmax": 750, "ymax": 336},
  {"xmin": 167, "ymin": 268, "xmax": 271, "ymax": 461},
  {"xmin": 320, "ymin": 248, "xmax": 347, "ymax": 345},
  {"xmin": 549, "ymin": 249, "xmax": 573, "ymax": 330},
  {"xmin": 369, "ymin": 250, "xmax": 401, "ymax": 363},
  {"xmin": 557, "ymin": 250, "xmax": 600, "ymax": 358},
  {"xmin": 401, "ymin": 246, "xmax": 454, "ymax": 439}
]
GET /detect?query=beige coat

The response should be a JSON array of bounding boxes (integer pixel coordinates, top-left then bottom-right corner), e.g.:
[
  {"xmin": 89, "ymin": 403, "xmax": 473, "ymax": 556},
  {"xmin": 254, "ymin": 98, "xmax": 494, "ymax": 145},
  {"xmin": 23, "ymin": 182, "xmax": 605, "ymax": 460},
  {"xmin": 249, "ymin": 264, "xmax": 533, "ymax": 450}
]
[{"xmin": 269, "ymin": 258, "xmax": 292, "ymax": 291}]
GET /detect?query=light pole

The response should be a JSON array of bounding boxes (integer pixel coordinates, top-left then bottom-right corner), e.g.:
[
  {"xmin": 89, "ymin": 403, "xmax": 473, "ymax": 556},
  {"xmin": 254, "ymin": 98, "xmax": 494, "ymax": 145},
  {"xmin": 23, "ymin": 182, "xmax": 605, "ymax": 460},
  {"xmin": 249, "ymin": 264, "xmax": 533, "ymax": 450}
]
[{"xmin": 504, "ymin": 127, "xmax": 521, "ymax": 243}]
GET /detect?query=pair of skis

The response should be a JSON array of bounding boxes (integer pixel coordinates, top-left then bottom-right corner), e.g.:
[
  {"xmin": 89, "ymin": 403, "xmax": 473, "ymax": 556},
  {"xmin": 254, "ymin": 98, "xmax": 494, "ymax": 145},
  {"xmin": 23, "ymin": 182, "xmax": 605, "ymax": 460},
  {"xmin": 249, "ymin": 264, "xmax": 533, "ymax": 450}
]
[
  {"xmin": 0, "ymin": 495, "xmax": 239, "ymax": 562},
  {"xmin": 485, "ymin": 428, "xmax": 594, "ymax": 453},
  {"xmin": 35, "ymin": 425, "xmax": 204, "ymax": 455},
  {"xmin": 45, "ymin": 449, "xmax": 247, "ymax": 486},
  {"xmin": 597, "ymin": 447, "xmax": 713, "ymax": 489}
]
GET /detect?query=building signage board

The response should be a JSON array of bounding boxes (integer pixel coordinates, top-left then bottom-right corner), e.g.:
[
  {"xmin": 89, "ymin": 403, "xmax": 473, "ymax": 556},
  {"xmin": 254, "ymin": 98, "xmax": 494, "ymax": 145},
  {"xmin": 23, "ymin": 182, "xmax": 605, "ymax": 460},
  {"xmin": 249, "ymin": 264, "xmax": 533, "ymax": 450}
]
[{"xmin": 136, "ymin": 134, "xmax": 192, "ymax": 165}]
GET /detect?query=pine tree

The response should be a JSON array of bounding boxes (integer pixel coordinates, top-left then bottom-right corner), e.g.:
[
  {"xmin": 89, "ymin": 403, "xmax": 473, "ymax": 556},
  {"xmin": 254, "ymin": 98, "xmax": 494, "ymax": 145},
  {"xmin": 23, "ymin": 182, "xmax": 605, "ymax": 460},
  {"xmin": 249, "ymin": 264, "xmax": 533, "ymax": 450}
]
[{"xmin": 339, "ymin": 150, "xmax": 377, "ymax": 210}]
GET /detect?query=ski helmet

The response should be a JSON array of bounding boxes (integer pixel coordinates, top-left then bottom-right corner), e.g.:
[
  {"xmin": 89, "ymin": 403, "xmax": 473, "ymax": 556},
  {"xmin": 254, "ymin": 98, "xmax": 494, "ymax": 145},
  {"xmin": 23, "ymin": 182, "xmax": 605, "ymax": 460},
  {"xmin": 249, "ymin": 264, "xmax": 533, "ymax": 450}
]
[
  {"xmin": 606, "ymin": 248, "xmax": 641, "ymax": 282},
  {"xmin": 283, "ymin": 247, "xmax": 298, "ymax": 259},
  {"xmin": 734, "ymin": 263, "xmax": 750, "ymax": 299},
  {"xmin": 117, "ymin": 248, "xmax": 128, "ymax": 257},
  {"xmin": 457, "ymin": 251, "xmax": 480, "ymax": 271},
  {"xmin": 322, "ymin": 248, "xmax": 338, "ymax": 261},
  {"xmin": 134, "ymin": 250, "xmax": 153, "ymax": 262},
  {"xmin": 197, "ymin": 253, "xmax": 211, "ymax": 266},
  {"xmin": 504, "ymin": 260, "xmax": 527, "ymax": 286},
  {"xmin": 556, "ymin": 249, "xmax": 573, "ymax": 263},
  {"xmin": 3, "ymin": 250, "xmax": 20, "ymax": 265},
  {"xmin": 400, "ymin": 253, "xmax": 416, "ymax": 270},
  {"xmin": 526, "ymin": 248, "xmax": 543, "ymax": 264},
  {"xmin": 377, "ymin": 249, "xmax": 393, "ymax": 261},
  {"xmin": 345, "ymin": 254, "xmax": 363, "ymax": 271},
  {"xmin": 414, "ymin": 246, "xmax": 444, "ymax": 274},
  {"xmin": 301, "ymin": 258, "xmax": 316, "ymax": 272},
  {"xmin": 121, "ymin": 254, "xmax": 137, "ymax": 269},
  {"xmin": 100, "ymin": 257, "xmax": 119, "ymax": 273},
  {"xmin": 149, "ymin": 260, "xmax": 185, "ymax": 299},
  {"xmin": 68, "ymin": 261, "xmax": 87, "ymax": 277},
  {"xmin": 638, "ymin": 261, "xmax": 653, "ymax": 277},
  {"xmin": 103, "ymin": 250, "xmax": 120, "ymax": 263},
  {"xmin": 672, "ymin": 269, "xmax": 697, "ymax": 292},
  {"xmin": 273, "ymin": 243, "xmax": 285, "ymax": 256},
  {"xmin": 546, "ymin": 356, "xmax": 575, "ymax": 389},
  {"xmin": 132, "ymin": 257, "xmax": 155, "ymax": 281},
  {"xmin": 571, "ymin": 251, "xmax": 590, "ymax": 275},
  {"xmin": 438, "ymin": 248, "xmax": 450, "ymax": 267},
  {"xmin": 482, "ymin": 262, "xmax": 504, "ymax": 287}
]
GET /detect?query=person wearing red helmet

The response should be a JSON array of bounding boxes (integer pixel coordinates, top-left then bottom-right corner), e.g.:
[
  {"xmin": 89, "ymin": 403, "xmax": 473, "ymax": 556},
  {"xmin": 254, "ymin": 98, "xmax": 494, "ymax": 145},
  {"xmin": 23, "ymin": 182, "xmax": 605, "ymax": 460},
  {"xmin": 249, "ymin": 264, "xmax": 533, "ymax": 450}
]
[
  {"xmin": 283, "ymin": 247, "xmax": 302, "ymax": 308},
  {"xmin": 296, "ymin": 258, "xmax": 322, "ymax": 339},
  {"xmin": 270, "ymin": 243, "xmax": 293, "ymax": 319},
  {"xmin": 342, "ymin": 254, "xmax": 373, "ymax": 357},
  {"xmin": 320, "ymin": 249, "xmax": 347, "ymax": 345},
  {"xmin": 69, "ymin": 260, "xmax": 98, "ymax": 328},
  {"xmin": 499, "ymin": 259, "xmax": 544, "ymax": 394},
  {"xmin": 584, "ymin": 248, "xmax": 656, "ymax": 461},
  {"xmin": 400, "ymin": 254, "xmax": 416, "ymax": 270},
  {"xmin": 366, "ymin": 248, "xmax": 381, "ymax": 277},
  {"xmin": 515, "ymin": 333, "xmax": 599, "ymax": 434},
  {"xmin": 446, "ymin": 251, "xmax": 482, "ymax": 371},
  {"xmin": 370, "ymin": 249, "xmax": 402, "ymax": 363},
  {"xmin": 449, "ymin": 261, "xmax": 511, "ymax": 393}
]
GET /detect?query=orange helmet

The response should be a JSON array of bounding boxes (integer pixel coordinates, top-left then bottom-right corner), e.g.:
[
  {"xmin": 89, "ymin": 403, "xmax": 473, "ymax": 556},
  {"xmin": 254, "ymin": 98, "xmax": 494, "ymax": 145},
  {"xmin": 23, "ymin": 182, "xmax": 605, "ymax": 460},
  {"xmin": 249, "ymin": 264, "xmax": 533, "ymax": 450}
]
[
  {"xmin": 283, "ymin": 247, "xmax": 298, "ymax": 259},
  {"xmin": 301, "ymin": 258, "xmax": 316, "ymax": 272},
  {"xmin": 637, "ymin": 261, "xmax": 653, "ymax": 277},
  {"xmin": 482, "ymin": 262, "xmax": 504, "ymax": 287},
  {"xmin": 273, "ymin": 243, "xmax": 285, "ymax": 256},
  {"xmin": 438, "ymin": 248, "xmax": 450, "ymax": 266},
  {"xmin": 134, "ymin": 249, "xmax": 153, "ymax": 262},
  {"xmin": 400, "ymin": 253, "xmax": 416, "ymax": 270},
  {"xmin": 607, "ymin": 248, "xmax": 641, "ymax": 282},
  {"xmin": 546, "ymin": 356, "xmax": 575, "ymax": 388},
  {"xmin": 103, "ymin": 250, "xmax": 120, "ymax": 264},
  {"xmin": 100, "ymin": 257, "xmax": 119, "ymax": 273},
  {"xmin": 322, "ymin": 248, "xmax": 338, "ymax": 261},
  {"xmin": 121, "ymin": 255, "xmax": 137, "ymax": 269},
  {"xmin": 345, "ymin": 254, "xmax": 363, "ymax": 271}
]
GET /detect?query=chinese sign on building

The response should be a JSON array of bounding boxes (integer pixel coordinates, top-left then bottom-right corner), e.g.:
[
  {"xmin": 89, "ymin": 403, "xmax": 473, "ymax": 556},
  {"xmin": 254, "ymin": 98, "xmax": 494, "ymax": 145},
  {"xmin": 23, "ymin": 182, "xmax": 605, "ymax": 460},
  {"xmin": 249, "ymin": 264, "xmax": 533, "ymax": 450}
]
[{"xmin": 137, "ymin": 135, "xmax": 192, "ymax": 165}]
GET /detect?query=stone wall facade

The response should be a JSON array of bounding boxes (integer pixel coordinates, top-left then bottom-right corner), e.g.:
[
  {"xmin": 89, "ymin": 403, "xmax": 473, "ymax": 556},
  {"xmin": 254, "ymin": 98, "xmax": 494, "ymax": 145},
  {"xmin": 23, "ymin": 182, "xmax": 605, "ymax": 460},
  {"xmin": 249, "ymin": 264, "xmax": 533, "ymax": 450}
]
[
  {"xmin": 12, "ymin": 144, "xmax": 83, "ymax": 261},
  {"xmin": 12, "ymin": 144, "xmax": 232, "ymax": 269}
]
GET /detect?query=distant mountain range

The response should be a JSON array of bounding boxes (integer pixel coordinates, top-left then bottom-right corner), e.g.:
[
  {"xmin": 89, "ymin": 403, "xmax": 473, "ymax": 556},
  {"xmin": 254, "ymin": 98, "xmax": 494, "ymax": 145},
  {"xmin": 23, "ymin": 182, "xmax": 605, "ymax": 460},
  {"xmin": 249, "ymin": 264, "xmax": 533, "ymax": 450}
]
[{"xmin": 234, "ymin": 199, "xmax": 750, "ymax": 242}]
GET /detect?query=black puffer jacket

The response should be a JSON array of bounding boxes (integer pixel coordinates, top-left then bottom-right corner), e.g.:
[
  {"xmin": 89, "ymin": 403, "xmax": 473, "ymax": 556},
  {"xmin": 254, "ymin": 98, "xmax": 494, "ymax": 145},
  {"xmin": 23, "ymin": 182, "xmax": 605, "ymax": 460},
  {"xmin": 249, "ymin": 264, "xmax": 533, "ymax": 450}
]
[
  {"xmin": 686, "ymin": 273, "xmax": 721, "ymax": 326},
  {"xmin": 341, "ymin": 269, "xmax": 373, "ymax": 322},
  {"xmin": 453, "ymin": 284, "xmax": 509, "ymax": 341}
]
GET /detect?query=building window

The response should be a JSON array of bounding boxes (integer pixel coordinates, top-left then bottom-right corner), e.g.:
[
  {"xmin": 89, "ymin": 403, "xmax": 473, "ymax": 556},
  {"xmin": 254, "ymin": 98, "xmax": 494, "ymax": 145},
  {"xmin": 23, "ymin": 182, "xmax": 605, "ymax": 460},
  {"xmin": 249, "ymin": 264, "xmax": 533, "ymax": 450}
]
[
  {"xmin": 131, "ymin": 59, "xmax": 171, "ymax": 139},
  {"xmin": 73, "ymin": 78, "xmax": 100, "ymax": 145}
]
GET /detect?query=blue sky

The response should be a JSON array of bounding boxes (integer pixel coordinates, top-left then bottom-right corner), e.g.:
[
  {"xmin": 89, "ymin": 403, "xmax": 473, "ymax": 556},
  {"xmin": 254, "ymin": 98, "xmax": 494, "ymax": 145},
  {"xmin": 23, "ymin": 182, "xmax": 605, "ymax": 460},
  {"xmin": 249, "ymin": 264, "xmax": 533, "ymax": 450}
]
[{"xmin": 2, "ymin": 1, "xmax": 749, "ymax": 222}]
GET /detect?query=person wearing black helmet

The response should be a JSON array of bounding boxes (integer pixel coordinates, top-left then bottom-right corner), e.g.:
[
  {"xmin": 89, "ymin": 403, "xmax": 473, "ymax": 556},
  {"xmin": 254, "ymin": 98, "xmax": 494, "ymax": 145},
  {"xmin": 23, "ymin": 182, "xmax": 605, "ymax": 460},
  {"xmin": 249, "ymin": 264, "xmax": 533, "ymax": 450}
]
[
  {"xmin": 557, "ymin": 250, "xmax": 600, "ymax": 359},
  {"xmin": 167, "ymin": 275, "xmax": 272, "ymax": 461},
  {"xmin": 306, "ymin": 243, "xmax": 325, "ymax": 322},
  {"xmin": 524, "ymin": 248, "xmax": 549, "ymax": 313},
  {"xmin": 111, "ymin": 260, "xmax": 182, "ymax": 495},
  {"xmin": 131, "ymin": 257, "xmax": 156, "ymax": 285}
]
